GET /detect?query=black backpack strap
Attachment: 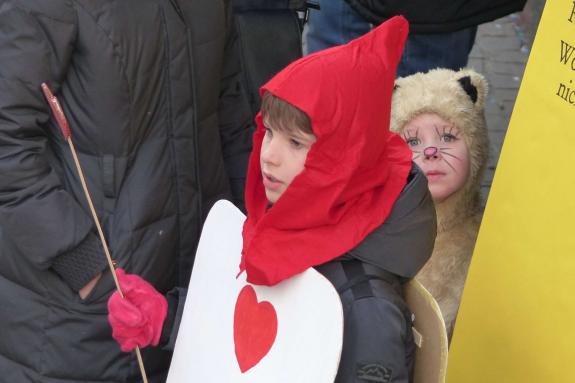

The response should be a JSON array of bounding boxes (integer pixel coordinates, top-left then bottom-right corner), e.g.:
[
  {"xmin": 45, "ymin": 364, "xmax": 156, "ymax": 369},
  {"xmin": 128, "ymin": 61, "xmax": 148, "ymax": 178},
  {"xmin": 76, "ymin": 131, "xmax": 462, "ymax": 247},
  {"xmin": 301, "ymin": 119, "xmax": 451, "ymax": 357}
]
[
  {"xmin": 337, "ymin": 260, "xmax": 400, "ymax": 299},
  {"xmin": 328, "ymin": 259, "xmax": 416, "ymax": 365}
]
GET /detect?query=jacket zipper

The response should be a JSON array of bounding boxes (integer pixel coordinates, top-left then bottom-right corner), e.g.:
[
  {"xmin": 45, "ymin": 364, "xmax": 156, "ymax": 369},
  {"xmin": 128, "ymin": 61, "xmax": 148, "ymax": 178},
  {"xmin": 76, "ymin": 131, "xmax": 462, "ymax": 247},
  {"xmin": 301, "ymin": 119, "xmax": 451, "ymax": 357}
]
[{"xmin": 162, "ymin": 0, "xmax": 203, "ymax": 283}]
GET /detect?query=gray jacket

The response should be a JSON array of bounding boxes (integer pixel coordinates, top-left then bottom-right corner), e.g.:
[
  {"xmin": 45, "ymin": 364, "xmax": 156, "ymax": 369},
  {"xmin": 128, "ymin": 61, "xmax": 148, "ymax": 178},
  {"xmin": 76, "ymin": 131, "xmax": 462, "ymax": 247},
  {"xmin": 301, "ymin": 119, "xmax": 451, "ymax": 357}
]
[
  {"xmin": 0, "ymin": 0, "xmax": 252, "ymax": 381},
  {"xmin": 316, "ymin": 164, "xmax": 436, "ymax": 383}
]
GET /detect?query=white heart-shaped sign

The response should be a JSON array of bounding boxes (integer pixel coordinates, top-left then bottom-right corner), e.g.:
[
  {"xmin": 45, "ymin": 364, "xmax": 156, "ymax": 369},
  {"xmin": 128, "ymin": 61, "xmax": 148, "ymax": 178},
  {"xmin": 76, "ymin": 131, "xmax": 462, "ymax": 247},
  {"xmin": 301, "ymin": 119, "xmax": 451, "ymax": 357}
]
[{"xmin": 167, "ymin": 200, "xmax": 343, "ymax": 382}]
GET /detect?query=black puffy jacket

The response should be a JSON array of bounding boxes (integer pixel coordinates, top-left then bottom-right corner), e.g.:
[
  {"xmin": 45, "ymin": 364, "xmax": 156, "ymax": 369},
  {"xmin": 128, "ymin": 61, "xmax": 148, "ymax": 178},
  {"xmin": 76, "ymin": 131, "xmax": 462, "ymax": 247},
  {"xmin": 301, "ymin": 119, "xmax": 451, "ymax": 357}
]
[
  {"xmin": 345, "ymin": 0, "xmax": 527, "ymax": 33},
  {"xmin": 0, "ymin": 0, "xmax": 252, "ymax": 381}
]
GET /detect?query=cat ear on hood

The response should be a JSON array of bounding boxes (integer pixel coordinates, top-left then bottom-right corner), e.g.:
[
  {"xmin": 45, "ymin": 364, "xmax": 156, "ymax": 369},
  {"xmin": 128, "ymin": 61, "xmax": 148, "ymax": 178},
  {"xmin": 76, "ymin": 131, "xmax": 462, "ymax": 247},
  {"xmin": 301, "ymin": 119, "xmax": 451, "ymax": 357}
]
[
  {"xmin": 458, "ymin": 76, "xmax": 478, "ymax": 103},
  {"xmin": 457, "ymin": 71, "xmax": 488, "ymax": 108}
]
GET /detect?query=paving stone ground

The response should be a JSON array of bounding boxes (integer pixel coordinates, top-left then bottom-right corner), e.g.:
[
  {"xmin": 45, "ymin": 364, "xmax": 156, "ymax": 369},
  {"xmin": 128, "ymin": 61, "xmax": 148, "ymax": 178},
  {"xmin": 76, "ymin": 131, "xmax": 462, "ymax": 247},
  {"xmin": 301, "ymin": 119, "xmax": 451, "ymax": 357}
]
[{"xmin": 467, "ymin": 0, "xmax": 545, "ymax": 202}]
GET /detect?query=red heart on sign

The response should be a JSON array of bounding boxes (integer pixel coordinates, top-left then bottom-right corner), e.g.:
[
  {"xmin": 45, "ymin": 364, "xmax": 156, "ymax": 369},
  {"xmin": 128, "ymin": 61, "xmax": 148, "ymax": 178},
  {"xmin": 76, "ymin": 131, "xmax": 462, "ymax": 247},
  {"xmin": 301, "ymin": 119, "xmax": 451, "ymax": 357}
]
[{"xmin": 234, "ymin": 285, "xmax": 278, "ymax": 373}]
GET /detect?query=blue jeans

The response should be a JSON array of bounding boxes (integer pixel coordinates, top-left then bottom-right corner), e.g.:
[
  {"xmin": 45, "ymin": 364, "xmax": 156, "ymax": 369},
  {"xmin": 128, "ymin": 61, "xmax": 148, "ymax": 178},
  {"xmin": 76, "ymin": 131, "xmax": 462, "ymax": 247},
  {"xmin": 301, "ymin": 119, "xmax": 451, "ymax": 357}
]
[
  {"xmin": 304, "ymin": 0, "xmax": 477, "ymax": 77},
  {"xmin": 304, "ymin": 0, "xmax": 371, "ymax": 54},
  {"xmin": 397, "ymin": 28, "xmax": 478, "ymax": 77}
]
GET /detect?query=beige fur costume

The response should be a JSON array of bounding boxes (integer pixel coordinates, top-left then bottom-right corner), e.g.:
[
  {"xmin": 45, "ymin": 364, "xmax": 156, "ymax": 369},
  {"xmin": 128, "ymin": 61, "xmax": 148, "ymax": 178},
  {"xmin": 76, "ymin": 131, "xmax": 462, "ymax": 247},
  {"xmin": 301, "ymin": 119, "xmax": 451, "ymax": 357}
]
[{"xmin": 390, "ymin": 68, "xmax": 489, "ymax": 340}]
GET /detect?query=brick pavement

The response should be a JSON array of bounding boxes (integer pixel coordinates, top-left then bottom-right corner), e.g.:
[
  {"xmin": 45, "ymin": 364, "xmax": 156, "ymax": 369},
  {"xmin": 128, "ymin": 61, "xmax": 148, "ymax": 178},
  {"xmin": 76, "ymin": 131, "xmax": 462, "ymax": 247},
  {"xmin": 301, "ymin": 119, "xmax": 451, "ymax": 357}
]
[{"xmin": 467, "ymin": 0, "xmax": 545, "ymax": 202}]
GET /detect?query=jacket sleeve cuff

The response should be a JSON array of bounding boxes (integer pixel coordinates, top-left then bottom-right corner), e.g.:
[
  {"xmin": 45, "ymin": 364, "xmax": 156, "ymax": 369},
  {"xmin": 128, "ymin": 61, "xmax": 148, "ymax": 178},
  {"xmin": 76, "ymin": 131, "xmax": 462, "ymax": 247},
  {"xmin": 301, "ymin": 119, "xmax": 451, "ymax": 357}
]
[
  {"xmin": 52, "ymin": 233, "xmax": 108, "ymax": 292},
  {"xmin": 160, "ymin": 287, "xmax": 187, "ymax": 351}
]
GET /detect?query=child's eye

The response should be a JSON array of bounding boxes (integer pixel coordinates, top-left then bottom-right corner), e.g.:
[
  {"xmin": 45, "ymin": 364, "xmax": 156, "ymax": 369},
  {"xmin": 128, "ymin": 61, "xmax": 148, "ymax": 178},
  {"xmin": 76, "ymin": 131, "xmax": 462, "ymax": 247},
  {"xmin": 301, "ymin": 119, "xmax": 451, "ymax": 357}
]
[
  {"xmin": 405, "ymin": 137, "xmax": 421, "ymax": 147},
  {"xmin": 264, "ymin": 127, "xmax": 273, "ymax": 138},
  {"xmin": 441, "ymin": 134, "xmax": 457, "ymax": 143},
  {"xmin": 290, "ymin": 139, "xmax": 303, "ymax": 149}
]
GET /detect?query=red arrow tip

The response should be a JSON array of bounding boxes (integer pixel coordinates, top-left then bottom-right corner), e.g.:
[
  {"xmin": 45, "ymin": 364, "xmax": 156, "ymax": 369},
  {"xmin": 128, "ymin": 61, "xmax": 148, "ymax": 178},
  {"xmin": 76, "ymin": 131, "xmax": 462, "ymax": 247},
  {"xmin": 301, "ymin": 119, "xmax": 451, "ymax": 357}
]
[{"xmin": 41, "ymin": 83, "xmax": 71, "ymax": 140}]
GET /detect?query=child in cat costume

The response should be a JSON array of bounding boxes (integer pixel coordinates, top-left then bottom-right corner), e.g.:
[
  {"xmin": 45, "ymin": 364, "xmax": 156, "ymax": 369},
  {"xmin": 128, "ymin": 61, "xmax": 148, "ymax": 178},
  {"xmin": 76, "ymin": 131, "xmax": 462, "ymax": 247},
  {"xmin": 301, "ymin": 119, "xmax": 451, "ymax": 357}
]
[{"xmin": 390, "ymin": 68, "xmax": 489, "ymax": 340}]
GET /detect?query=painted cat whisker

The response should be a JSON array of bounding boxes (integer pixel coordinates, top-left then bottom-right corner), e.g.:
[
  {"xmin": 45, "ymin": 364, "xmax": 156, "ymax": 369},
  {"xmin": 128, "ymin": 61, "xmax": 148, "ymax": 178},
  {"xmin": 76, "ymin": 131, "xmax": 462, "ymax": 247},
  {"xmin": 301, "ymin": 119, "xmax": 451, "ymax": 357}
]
[
  {"xmin": 442, "ymin": 157, "xmax": 456, "ymax": 172},
  {"xmin": 440, "ymin": 151, "xmax": 462, "ymax": 161}
]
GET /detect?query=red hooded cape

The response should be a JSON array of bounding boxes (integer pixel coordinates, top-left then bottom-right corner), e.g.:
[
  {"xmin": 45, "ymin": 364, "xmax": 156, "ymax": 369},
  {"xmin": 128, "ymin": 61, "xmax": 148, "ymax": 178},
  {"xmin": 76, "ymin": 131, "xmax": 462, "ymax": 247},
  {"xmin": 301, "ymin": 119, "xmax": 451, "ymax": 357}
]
[{"xmin": 241, "ymin": 16, "xmax": 412, "ymax": 286}]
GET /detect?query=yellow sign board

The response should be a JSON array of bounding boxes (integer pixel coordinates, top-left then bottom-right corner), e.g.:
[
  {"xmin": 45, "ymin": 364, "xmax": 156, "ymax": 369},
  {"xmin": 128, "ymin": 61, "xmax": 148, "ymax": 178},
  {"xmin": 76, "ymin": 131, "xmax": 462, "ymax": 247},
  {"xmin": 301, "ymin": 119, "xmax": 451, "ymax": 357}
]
[{"xmin": 448, "ymin": 1, "xmax": 575, "ymax": 381}]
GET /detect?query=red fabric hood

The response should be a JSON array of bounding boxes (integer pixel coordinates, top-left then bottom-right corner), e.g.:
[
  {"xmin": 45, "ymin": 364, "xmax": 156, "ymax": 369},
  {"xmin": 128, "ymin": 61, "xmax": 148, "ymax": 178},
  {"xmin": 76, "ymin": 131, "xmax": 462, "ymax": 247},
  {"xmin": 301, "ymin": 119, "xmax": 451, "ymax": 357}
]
[{"xmin": 241, "ymin": 16, "xmax": 412, "ymax": 286}]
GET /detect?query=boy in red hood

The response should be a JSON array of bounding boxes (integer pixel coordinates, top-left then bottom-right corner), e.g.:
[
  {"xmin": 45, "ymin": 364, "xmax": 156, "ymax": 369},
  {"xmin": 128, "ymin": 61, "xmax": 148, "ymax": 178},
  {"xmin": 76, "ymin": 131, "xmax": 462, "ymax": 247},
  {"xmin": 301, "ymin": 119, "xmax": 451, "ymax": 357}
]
[
  {"xmin": 238, "ymin": 16, "xmax": 436, "ymax": 382},
  {"xmin": 108, "ymin": 16, "xmax": 436, "ymax": 383}
]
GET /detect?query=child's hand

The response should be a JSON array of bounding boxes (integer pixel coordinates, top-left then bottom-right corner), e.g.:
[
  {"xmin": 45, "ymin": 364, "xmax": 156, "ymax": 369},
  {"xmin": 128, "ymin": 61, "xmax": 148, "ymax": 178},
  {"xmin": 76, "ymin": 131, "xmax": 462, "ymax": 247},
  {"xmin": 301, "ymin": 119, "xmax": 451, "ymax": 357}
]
[
  {"xmin": 78, "ymin": 272, "xmax": 102, "ymax": 299},
  {"xmin": 107, "ymin": 268, "xmax": 167, "ymax": 352}
]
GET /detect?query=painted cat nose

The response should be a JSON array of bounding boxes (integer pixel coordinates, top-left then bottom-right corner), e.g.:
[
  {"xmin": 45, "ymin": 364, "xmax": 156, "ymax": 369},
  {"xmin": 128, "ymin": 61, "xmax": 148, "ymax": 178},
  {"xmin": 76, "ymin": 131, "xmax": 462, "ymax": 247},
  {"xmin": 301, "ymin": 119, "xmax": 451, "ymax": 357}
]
[{"xmin": 423, "ymin": 146, "xmax": 439, "ymax": 158}]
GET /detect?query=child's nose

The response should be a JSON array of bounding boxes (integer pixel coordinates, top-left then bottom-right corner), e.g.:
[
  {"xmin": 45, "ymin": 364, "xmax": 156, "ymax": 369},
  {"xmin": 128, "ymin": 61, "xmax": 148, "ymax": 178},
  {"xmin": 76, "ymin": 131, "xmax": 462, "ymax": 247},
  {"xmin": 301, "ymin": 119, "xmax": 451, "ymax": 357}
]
[
  {"xmin": 261, "ymin": 139, "xmax": 281, "ymax": 165},
  {"xmin": 423, "ymin": 146, "xmax": 440, "ymax": 160}
]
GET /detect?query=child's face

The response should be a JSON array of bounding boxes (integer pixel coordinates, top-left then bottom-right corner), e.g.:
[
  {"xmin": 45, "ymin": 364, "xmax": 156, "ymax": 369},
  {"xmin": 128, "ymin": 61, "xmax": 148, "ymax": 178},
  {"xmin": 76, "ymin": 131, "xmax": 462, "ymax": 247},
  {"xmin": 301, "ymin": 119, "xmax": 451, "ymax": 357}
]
[
  {"xmin": 402, "ymin": 113, "xmax": 470, "ymax": 203},
  {"xmin": 260, "ymin": 121, "xmax": 317, "ymax": 204}
]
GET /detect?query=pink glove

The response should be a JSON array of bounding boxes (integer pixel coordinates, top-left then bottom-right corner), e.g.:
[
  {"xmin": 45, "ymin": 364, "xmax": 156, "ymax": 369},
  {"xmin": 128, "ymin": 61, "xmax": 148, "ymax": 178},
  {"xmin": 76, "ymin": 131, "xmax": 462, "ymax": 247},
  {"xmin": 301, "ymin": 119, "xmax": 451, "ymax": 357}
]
[{"xmin": 107, "ymin": 268, "xmax": 168, "ymax": 352}]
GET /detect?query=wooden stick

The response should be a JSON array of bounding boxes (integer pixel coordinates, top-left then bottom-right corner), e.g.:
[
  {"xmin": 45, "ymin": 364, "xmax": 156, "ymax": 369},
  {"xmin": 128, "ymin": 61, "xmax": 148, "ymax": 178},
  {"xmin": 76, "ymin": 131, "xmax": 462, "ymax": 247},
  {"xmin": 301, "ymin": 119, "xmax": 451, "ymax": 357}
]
[
  {"xmin": 41, "ymin": 83, "xmax": 149, "ymax": 383},
  {"xmin": 66, "ymin": 138, "xmax": 123, "ymax": 296},
  {"xmin": 68, "ymin": 136, "xmax": 148, "ymax": 383}
]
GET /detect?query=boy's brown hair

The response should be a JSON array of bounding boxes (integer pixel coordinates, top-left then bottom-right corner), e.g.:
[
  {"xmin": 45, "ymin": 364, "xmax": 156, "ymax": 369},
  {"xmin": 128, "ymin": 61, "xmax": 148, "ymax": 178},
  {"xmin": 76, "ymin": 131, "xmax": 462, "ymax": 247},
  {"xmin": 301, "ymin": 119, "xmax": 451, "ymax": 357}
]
[{"xmin": 260, "ymin": 92, "xmax": 313, "ymax": 135}]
